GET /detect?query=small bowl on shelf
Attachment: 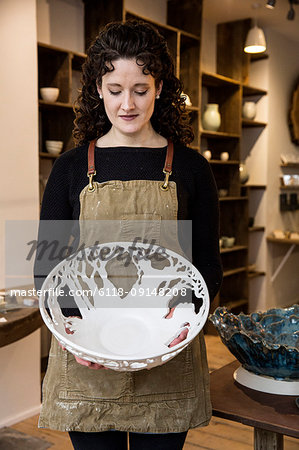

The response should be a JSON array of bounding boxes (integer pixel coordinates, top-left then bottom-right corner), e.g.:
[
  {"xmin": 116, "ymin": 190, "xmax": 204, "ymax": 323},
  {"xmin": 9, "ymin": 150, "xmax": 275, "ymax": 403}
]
[
  {"xmin": 45, "ymin": 140, "xmax": 63, "ymax": 155},
  {"xmin": 40, "ymin": 87, "xmax": 60, "ymax": 103}
]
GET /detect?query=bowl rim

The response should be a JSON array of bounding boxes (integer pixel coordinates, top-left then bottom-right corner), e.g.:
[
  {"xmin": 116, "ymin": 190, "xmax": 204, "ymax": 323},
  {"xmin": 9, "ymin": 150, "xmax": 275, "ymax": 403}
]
[{"xmin": 209, "ymin": 305, "xmax": 299, "ymax": 352}]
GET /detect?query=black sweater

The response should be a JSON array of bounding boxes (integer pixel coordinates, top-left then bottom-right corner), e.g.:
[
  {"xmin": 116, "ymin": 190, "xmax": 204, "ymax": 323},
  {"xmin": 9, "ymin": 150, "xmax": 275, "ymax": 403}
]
[{"xmin": 36, "ymin": 143, "xmax": 222, "ymax": 300}]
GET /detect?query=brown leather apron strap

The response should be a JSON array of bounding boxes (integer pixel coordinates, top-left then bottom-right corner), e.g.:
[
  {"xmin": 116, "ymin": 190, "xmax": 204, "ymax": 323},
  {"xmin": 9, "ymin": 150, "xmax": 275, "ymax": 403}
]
[
  {"xmin": 87, "ymin": 139, "xmax": 97, "ymax": 192},
  {"xmin": 160, "ymin": 140, "xmax": 173, "ymax": 191},
  {"xmin": 87, "ymin": 138, "xmax": 174, "ymax": 192}
]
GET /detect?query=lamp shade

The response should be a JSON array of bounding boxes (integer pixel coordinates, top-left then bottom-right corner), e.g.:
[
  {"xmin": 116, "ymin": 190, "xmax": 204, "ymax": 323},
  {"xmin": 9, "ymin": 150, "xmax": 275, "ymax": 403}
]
[{"xmin": 244, "ymin": 25, "xmax": 266, "ymax": 54}]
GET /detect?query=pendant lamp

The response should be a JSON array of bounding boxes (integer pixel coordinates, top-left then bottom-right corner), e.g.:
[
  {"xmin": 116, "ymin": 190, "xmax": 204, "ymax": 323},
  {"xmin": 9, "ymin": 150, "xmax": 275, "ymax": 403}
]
[{"xmin": 244, "ymin": 19, "xmax": 266, "ymax": 54}]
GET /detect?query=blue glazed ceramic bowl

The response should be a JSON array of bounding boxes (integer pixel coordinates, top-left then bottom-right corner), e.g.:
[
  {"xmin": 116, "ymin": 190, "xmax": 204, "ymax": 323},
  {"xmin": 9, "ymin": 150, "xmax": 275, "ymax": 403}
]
[{"xmin": 209, "ymin": 305, "xmax": 299, "ymax": 380}]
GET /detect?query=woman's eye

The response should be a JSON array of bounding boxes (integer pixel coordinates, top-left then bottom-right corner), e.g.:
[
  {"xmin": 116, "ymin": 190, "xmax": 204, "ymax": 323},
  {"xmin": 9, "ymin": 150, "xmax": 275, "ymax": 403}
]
[
  {"xmin": 135, "ymin": 90, "xmax": 147, "ymax": 96},
  {"xmin": 109, "ymin": 90, "xmax": 121, "ymax": 95}
]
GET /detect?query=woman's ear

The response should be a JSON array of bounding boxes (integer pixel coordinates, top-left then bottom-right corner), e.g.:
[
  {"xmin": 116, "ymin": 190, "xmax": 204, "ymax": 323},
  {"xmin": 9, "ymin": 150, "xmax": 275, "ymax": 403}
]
[
  {"xmin": 156, "ymin": 80, "xmax": 163, "ymax": 97},
  {"xmin": 96, "ymin": 83, "xmax": 103, "ymax": 99}
]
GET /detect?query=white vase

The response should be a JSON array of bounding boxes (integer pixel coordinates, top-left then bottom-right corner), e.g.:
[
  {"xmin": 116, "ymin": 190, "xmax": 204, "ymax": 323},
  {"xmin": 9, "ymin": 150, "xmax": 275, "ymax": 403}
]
[
  {"xmin": 239, "ymin": 163, "xmax": 250, "ymax": 184},
  {"xmin": 202, "ymin": 104, "xmax": 221, "ymax": 131},
  {"xmin": 242, "ymin": 101, "xmax": 256, "ymax": 120}
]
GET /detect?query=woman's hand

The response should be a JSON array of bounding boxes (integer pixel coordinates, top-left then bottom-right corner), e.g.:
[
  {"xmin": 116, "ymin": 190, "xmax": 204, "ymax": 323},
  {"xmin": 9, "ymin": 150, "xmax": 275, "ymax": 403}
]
[
  {"xmin": 166, "ymin": 307, "xmax": 190, "ymax": 348},
  {"xmin": 58, "ymin": 342, "xmax": 108, "ymax": 370},
  {"xmin": 73, "ymin": 356, "xmax": 108, "ymax": 370}
]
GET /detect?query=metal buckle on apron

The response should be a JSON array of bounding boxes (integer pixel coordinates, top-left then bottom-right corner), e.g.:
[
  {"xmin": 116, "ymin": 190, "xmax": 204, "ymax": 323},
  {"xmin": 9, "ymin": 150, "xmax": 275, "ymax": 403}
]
[
  {"xmin": 160, "ymin": 169, "xmax": 172, "ymax": 191},
  {"xmin": 87, "ymin": 171, "xmax": 96, "ymax": 192}
]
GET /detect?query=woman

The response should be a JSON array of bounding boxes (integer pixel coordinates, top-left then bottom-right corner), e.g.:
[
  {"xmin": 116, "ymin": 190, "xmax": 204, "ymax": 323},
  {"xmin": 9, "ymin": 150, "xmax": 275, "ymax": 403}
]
[{"xmin": 36, "ymin": 20, "xmax": 222, "ymax": 450}]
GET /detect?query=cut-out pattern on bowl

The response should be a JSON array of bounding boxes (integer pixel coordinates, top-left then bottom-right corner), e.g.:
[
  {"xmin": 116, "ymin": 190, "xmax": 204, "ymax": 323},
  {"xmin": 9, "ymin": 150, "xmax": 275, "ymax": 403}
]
[
  {"xmin": 209, "ymin": 306, "xmax": 299, "ymax": 380},
  {"xmin": 39, "ymin": 242, "xmax": 209, "ymax": 371}
]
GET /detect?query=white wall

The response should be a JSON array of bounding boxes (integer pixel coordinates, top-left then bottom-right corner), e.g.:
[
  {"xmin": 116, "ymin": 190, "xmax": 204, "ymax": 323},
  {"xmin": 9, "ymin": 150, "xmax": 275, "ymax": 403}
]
[
  {"xmin": 0, "ymin": 331, "xmax": 41, "ymax": 427},
  {"xmin": 0, "ymin": 0, "xmax": 41, "ymax": 427},
  {"xmin": 0, "ymin": 0, "xmax": 39, "ymax": 288}
]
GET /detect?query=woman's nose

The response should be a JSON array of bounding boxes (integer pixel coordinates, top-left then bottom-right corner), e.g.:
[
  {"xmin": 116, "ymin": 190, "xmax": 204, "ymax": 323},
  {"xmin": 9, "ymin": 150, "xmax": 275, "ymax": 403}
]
[{"xmin": 121, "ymin": 92, "xmax": 135, "ymax": 111}]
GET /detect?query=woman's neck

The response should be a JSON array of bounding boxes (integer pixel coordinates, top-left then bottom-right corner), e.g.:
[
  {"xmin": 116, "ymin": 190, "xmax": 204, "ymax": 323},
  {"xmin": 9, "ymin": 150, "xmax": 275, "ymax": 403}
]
[{"xmin": 96, "ymin": 126, "xmax": 167, "ymax": 148}]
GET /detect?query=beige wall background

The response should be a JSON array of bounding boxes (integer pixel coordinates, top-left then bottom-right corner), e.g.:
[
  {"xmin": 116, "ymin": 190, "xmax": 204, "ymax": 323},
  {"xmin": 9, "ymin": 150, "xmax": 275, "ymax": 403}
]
[{"xmin": 0, "ymin": 0, "xmax": 40, "ymax": 427}]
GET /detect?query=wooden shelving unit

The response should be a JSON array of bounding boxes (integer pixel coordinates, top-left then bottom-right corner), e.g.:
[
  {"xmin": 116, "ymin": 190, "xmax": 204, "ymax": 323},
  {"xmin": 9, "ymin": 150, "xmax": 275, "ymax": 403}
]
[{"xmin": 37, "ymin": 42, "xmax": 87, "ymax": 201}]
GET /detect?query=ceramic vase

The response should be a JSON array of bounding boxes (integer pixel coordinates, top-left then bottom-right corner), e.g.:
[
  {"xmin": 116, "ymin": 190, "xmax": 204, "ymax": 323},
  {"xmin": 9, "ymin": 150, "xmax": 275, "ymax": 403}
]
[
  {"xmin": 202, "ymin": 104, "xmax": 221, "ymax": 131},
  {"xmin": 239, "ymin": 163, "xmax": 250, "ymax": 184},
  {"xmin": 242, "ymin": 101, "xmax": 256, "ymax": 120}
]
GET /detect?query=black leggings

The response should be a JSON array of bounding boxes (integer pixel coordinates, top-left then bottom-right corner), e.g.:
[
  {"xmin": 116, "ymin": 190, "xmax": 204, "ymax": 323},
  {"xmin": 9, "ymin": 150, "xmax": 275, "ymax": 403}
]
[{"xmin": 69, "ymin": 430, "xmax": 188, "ymax": 450}]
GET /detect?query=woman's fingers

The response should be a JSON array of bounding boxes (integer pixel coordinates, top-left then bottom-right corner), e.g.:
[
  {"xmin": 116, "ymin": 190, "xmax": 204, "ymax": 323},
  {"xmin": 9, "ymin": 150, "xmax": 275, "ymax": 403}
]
[
  {"xmin": 74, "ymin": 355, "xmax": 108, "ymax": 370},
  {"xmin": 168, "ymin": 327, "xmax": 189, "ymax": 348}
]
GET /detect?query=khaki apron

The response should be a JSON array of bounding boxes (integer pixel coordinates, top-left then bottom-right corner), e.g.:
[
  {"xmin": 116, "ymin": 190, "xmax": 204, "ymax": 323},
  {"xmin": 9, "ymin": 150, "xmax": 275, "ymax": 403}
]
[{"xmin": 39, "ymin": 140, "xmax": 212, "ymax": 433}]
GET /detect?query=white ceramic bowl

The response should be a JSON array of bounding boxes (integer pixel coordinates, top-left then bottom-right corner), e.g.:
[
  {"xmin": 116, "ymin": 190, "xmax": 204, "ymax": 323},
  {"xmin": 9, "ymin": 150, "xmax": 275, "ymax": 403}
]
[
  {"xmin": 40, "ymin": 87, "xmax": 59, "ymax": 102},
  {"xmin": 39, "ymin": 242, "xmax": 210, "ymax": 371},
  {"xmin": 45, "ymin": 140, "xmax": 63, "ymax": 155}
]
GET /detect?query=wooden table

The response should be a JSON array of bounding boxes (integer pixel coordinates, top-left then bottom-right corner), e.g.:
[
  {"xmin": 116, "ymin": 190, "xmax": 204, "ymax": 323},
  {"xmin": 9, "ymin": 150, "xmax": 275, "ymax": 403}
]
[
  {"xmin": 0, "ymin": 307, "xmax": 43, "ymax": 348},
  {"xmin": 210, "ymin": 360, "xmax": 299, "ymax": 449}
]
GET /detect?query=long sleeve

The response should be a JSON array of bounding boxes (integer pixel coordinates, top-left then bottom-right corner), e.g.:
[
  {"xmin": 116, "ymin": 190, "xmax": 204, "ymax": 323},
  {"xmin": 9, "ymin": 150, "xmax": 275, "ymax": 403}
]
[
  {"xmin": 191, "ymin": 156, "xmax": 223, "ymax": 301},
  {"xmin": 34, "ymin": 152, "xmax": 75, "ymax": 292}
]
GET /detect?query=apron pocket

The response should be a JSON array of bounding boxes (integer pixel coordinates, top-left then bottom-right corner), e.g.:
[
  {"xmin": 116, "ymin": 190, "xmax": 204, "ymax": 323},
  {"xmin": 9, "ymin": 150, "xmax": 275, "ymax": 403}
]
[
  {"xmin": 132, "ymin": 344, "xmax": 196, "ymax": 401},
  {"xmin": 121, "ymin": 213, "xmax": 162, "ymax": 245},
  {"xmin": 61, "ymin": 350, "xmax": 132, "ymax": 401}
]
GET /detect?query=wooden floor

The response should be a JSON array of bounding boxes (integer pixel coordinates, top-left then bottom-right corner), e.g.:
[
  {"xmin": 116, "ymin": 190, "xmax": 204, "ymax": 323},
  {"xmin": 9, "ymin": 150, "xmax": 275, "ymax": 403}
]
[{"xmin": 11, "ymin": 336, "xmax": 298, "ymax": 449}]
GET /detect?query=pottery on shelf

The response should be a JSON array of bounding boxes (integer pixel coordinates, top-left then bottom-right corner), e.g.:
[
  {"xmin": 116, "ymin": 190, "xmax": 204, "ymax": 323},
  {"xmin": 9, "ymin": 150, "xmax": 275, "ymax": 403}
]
[
  {"xmin": 203, "ymin": 150, "xmax": 212, "ymax": 160},
  {"xmin": 220, "ymin": 152, "xmax": 229, "ymax": 161},
  {"xmin": 202, "ymin": 103, "xmax": 221, "ymax": 131},
  {"xmin": 40, "ymin": 87, "xmax": 60, "ymax": 103},
  {"xmin": 242, "ymin": 101, "xmax": 256, "ymax": 120},
  {"xmin": 239, "ymin": 163, "xmax": 250, "ymax": 184}
]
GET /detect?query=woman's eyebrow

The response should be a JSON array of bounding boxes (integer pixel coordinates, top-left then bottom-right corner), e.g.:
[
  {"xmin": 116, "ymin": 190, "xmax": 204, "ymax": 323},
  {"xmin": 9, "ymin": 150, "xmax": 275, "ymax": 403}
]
[{"xmin": 106, "ymin": 83, "xmax": 150, "ymax": 87}]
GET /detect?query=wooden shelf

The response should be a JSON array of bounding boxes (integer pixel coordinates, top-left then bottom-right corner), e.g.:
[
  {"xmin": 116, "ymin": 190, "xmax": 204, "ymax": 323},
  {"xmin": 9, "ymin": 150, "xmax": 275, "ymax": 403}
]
[
  {"xmin": 267, "ymin": 236, "xmax": 299, "ymax": 245},
  {"xmin": 242, "ymin": 85, "xmax": 267, "ymax": 97},
  {"xmin": 244, "ymin": 184, "xmax": 266, "ymax": 190},
  {"xmin": 242, "ymin": 119, "xmax": 267, "ymax": 128},
  {"xmin": 186, "ymin": 105, "xmax": 200, "ymax": 112},
  {"xmin": 280, "ymin": 162, "xmax": 299, "ymax": 168},
  {"xmin": 39, "ymin": 100, "xmax": 73, "ymax": 109},
  {"xmin": 247, "ymin": 270, "xmax": 266, "ymax": 279},
  {"xmin": 125, "ymin": 9, "xmax": 200, "ymax": 41},
  {"xmin": 38, "ymin": 41, "xmax": 87, "ymax": 58},
  {"xmin": 201, "ymin": 71, "xmax": 240, "ymax": 88},
  {"xmin": 39, "ymin": 152, "xmax": 59, "ymax": 159},
  {"xmin": 222, "ymin": 299, "xmax": 248, "ymax": 310},
  {"xmin": 200, "ymin": 130, "xmax": 240, "ymax": 139},
  {"xmin": 280, "ymin": 185, "xmax": 299, "ymax": 190},
  {"xmin": 209, "ymin": 160, "xmax": 239, "ymax": 165},
  {"xmin": 219, "ymin": 197, "xmax": 248, "ymax": 202},
  {"xmin": 223, "ymin": 267, "xmax": 247, "ymax": 277},
  {"xmin": 220, "ymin": 245, "xmax": 248, "ymax": 254},
  {"xmin": 249, "ymin": 226, "xmax": 265, "ymax": 232}
]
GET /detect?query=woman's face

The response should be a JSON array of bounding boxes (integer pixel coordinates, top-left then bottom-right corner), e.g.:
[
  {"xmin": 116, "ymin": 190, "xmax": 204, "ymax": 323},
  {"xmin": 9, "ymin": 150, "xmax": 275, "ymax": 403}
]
[{"xmin": 97, "ymin": 58, "xmax": 162, "ymax": 137}]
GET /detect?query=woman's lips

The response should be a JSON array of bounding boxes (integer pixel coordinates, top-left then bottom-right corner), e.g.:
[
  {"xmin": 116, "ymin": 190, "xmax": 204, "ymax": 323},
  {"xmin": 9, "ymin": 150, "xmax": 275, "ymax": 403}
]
[{"xmin": 119, "ymin": 114, "xmax": 138, "ymax": 121}]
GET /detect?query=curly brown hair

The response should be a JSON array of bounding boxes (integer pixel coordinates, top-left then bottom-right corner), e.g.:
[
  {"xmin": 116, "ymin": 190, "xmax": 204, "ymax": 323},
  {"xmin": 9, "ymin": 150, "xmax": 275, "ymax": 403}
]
[{"xmin": 73, "ymin": 20, "xmax": 194, "ymax": 146}]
